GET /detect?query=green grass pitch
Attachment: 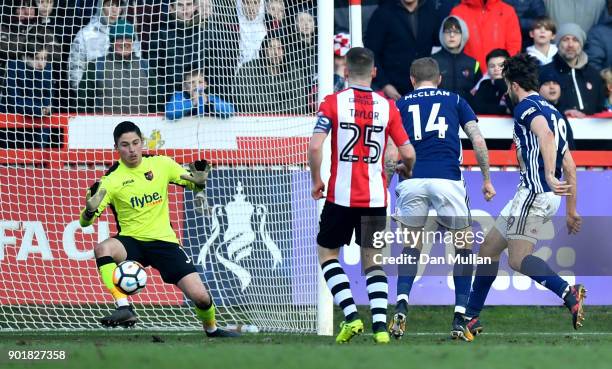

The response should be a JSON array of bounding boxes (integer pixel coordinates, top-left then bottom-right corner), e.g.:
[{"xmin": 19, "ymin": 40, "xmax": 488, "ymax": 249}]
[{"xmin": 1, "ymin": 306, "xmax": 611, "ymax": 369}]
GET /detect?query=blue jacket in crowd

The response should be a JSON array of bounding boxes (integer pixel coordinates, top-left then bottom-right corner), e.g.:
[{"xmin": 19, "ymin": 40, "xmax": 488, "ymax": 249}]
[
  {"xmin": 5, "ymin": 59, "xmax": 53, "ymax": 116},
  {"xmin": 165, "ymin": 92, "xmax": 235, "ymax": 120}
]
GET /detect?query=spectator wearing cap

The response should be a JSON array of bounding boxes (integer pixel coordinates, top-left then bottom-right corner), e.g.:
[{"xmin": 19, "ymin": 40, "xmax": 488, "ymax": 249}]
[
  {"xmin": 538, "ymin": 68, "xmax": 575, "ymax": 149},
  {"xmin": 78, "ymin": 19, "xmax": 152, "ymax": 114},
  {"xmin": 432, "ymin": 15, "xmax": 481, "ymax": 104},
  {"xmin": 333, "ymin": 33, "xmax": 350, "ymax": 92},
  {"xmin": 540, "ymin": 23, "xmax": 605, "ymax": 117}
]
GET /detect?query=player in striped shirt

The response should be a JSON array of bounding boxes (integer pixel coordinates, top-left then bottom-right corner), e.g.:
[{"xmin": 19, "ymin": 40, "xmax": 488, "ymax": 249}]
[
  {"xmin": 308, "ymin": 47, "xmax": 416, "ymax": 344},
  {"xmin": 460, "ymin": 54, "xmax": 585, "ymax": 341}
]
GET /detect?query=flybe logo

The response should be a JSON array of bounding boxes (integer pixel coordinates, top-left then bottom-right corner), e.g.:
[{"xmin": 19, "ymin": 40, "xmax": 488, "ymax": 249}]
[{"xmin": 130, "ymin": 192, "xmax": 163, "ymax": 208}]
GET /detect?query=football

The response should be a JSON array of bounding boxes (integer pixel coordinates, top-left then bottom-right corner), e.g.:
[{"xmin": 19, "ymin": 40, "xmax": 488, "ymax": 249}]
[{"xmin": 113, "ymin": 261, "xmax": 147, "ymax": 295}]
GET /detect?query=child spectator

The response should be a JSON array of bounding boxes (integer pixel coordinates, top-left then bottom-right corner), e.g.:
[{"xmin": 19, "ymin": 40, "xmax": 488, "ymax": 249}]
[
  {"xmin": 472, "ymin": 48, "xmax": 511, "ymax": 115},
  {"xmin": 538, "ymin": 69, "xmax": 576, "ymax": 149},
  {"xmin": 5, "ymin": 42, "xmax": 54, "ymax": 117},
  {"xmin": 526, "ymin": 16, "xmax": 558, "ymax": 65},
  {"xmin": 432, "ymin": 15, "xmax": 481, "ymax": 103},
  {"xmin": 166, "ymin": 68, "xmax": 235, "ymax": 120},
  {"xmin": 79, "ymin": 19, "xmax": 152, "ymax": 114},
  {"xmin": 601, "ymin": 68, "xmax": 612, "ymax": 112}
]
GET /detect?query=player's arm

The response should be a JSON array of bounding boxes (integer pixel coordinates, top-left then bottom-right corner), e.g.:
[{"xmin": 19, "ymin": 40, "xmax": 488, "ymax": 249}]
[
  {"xmin": 79, "ymin": 181, "xmax": 110, "ymax": 227},
  {"xmin": 164, "ymin": 155, "xmax": 211, "ymax": 192},
  {"xmin": 562, "ymin": 149, "xmax": 581, "ymax": 234},
  {"xmin": 308, "ymin": 132, "xmax": 328, "ymax": 200},
  {"xmin": 530, "ymin": 116, "xmax": 571, "ymax": 195},
  {"xmin": 388, "ymin": 101, "xmax": 415, "ymax": 178},
  {"xmin": 463, "ymin": 121, "xmax": 495, "ymax": 201}
]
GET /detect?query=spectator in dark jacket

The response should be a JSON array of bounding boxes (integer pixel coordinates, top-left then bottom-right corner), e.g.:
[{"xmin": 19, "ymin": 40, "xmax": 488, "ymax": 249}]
[
  {"xmin": 472, "ymin": 48, "xmax": 511, "ymax": 115},
  {"xmin": 432, "ymin": 15, "xmax": 481, "ymax": 103},
  {"xmin": 538, "ymin": 68, "xmax": 576, "ymax": 149},
  {"xmin": 5, "ymin": 42, "xmax": 54, "ymax": 117},
  {"xmin": 334, "ymin": 0, "xmax": 381, "ymax": 35},
  {"xmin": 602, "ymin": 68, "xmax": 612, "ymax": 112},
  {"xmin": 365, "ymin": 0, "xmax": 441, "ymax": 99},
  {"xmin": 585, "ymin": 7, "xmax": 612, "ymax": 72},
  {"xmin": 503, "ymin": 0, "xmax": 546, "ymax": 49},
  {"xmin": 540, "ymin": 23, "xmax": 605, "ymax": 116}
]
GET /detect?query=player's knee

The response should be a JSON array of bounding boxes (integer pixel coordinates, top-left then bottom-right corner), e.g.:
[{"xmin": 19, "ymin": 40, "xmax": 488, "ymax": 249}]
[
  {"xmin": 93, "ymin": 242, "xmax": 108, "ymax": 258},
  {"xmin": 192, "ymin": 291, "xmax": 212, "ymax": 309},
  {"xmin": 508, "ymin": 256, "xmax": 523, "ymax": 272}
]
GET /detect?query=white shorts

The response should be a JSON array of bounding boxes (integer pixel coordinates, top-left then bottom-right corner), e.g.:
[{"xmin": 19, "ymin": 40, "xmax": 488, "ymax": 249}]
[
  {"xmin": 495, "ymin": 186, "xmax": 561, "ymax": 243},
  {"xmin": 394, "ymin": 178, "xmax": 471, "ymax": 230}
]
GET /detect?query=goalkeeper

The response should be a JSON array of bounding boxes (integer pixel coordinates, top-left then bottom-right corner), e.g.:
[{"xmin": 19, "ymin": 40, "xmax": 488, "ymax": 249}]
[{"xmin": 79, "ymin": 121, "xmax": 236, "ymax": 337}]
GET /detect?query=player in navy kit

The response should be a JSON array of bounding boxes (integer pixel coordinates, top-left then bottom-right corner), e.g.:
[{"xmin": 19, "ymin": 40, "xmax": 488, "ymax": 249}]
[
  {"xmin": 388, "ymin": 58, "xmax": 495, "ymax": 340},
  {"xmin": 460, "ymin": 54, "xmax": 585, "ymax": 342}
]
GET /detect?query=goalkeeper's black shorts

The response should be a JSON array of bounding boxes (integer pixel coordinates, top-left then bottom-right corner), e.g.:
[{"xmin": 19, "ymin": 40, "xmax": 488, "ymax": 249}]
[
  {"xmin": 317, "ymin": 201, "xmax": 387, "ymax": 249},
  {"xmin": 113, "ymin": 235, "xmax": 197, "ymax": 284}
]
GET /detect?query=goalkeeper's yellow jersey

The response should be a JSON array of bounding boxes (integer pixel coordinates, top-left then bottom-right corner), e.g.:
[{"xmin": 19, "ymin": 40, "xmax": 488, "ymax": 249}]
[{"xmin": 79, "ymin": 155, "xmax": 203, "ymax": 244}]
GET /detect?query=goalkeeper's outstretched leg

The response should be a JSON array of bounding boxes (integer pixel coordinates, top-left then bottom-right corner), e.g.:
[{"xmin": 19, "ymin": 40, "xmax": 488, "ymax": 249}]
[{"xmin": 177, "ymin": 273, "xmax": 239, "ymax": 337}]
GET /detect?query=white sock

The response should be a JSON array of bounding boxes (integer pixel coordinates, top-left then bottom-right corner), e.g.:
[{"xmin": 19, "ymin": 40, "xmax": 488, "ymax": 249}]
[{"xmin": 116, "ymin": 298, "xmax": 129, "ymax": 307}]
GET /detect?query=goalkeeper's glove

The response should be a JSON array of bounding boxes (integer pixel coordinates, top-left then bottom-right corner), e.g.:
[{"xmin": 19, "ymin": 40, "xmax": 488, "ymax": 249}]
[
  {"xmin": 180, "ymin": 159, "xmax": 212, "ymax": 187},
  {"xmin": 83, "ymin": 182, "xmax": 107, "ymax": 220}
]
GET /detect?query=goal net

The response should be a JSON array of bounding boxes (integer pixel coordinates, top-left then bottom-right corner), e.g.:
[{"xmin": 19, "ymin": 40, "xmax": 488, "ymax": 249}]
[{"xmin": 0, "ymin": 0, "xmax": 323, "ymax": 333}]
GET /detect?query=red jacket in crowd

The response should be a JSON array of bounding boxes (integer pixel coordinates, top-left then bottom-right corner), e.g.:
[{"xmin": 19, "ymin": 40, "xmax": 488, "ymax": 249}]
[{"xmin": 451, "ymin": 0, "xmax": 522, "ymax": 74}]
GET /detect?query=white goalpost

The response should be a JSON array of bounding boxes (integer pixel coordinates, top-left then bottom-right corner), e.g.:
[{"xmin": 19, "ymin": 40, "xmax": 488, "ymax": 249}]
[{"xmin": 0, "ymin": 0, "xmax": 334, "ymax": 333}]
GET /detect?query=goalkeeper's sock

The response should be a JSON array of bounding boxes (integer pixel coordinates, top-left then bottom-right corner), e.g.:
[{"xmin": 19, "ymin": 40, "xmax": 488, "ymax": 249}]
[
  {"xmin": 365, "ymin": 266, "xmax": 388, "ymax": 333},
  {"xmin": 321, "ymin": 259, "xmax": 359, "ymax": 322},
  {"xmin": 195, "ymin": 302, "xmax": 217, "ymax": 333},
  {"xmin": 96, "ymin": 256, "xmax": 129, "ymax": 307}
]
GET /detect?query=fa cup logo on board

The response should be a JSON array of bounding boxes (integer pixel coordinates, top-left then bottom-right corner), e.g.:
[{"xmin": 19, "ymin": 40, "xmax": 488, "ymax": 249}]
[{"xmin": 198, "ymin": 182, "xmax": 282, "ymax": 291}]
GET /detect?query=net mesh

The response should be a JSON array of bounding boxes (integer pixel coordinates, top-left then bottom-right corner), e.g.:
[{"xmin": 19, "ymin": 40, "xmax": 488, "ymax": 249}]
[{"xmin": 0, "ymin": 0, "xmax": 320, "ymax": 332}]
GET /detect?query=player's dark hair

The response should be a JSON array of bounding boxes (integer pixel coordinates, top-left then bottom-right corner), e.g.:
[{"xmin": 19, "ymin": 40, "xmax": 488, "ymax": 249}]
[
  {"xmin": 410, "ymin": 57, "xmax": 440, "ymax": 84},
  {"xmin": 345, "ymin": 47, "xmax": 375, "ymax": 79},
  {"xmin": 502, "ymin": 53, "xmax": 540, "ymax": 92},
  {"xmin": 113, "ymin": 121, "xmax": 142, "ymax": 145},
  {"xmin": 486, "ymin": 48, "xmax": 510, "ymax": 64}
]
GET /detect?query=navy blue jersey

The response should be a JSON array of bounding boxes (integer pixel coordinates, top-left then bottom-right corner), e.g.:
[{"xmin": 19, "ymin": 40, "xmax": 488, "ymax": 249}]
[
  {"xmin": 513, "ymin": 93, "xmax": 568, "ymax": 193},
  {"xmin": 396, "ymin": 87, "xmax": 478, "ymax": 180}
]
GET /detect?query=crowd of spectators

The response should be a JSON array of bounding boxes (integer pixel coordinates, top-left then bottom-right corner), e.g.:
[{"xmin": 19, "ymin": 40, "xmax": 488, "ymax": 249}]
[
  {"xmin": 0, "ymin": 0, "xmax": 610, "ymax": 120},
  {"xmin": 0, "ymin": 0, "xmax": 316, "ymax": 118}
]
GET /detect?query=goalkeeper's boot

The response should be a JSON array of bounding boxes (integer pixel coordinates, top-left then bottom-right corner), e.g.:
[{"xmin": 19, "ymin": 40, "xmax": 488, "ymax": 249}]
[
  {"xmin": 373, "ymin": 331, "xmax": 390, "ymax": 344},
  {"xmin": 451, "ymin": 313, "xmax": 473, "ymax": 342},
  {"xmin": 465, "ymin": 316, "xmax": 483, "ymax": 336},
  {"xmin": 336, "ymin": 318, "xmax": 364, "ymax": 344},
  {"xmin": 388, "ymin": 313, "xmax": 406, "ymax": 340},
  {"xmin": 563, "ymin": 284, "xmax": 587, "ymax": 330},
  {"xmin": 100, "ymin": 305, "xmax": 138, "ymax": 328},
  {"xmin": 205, "ymin": 328, "xmax": 240, "ymax": 338}
]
